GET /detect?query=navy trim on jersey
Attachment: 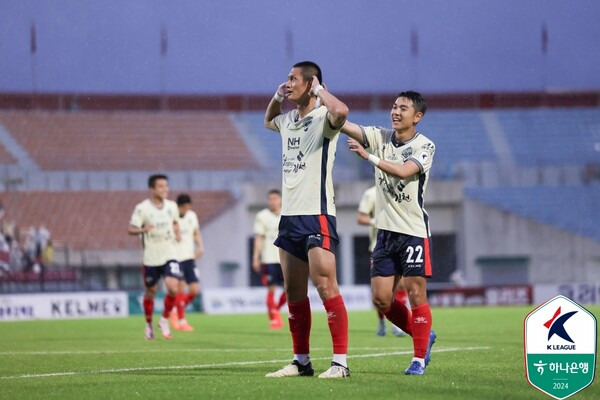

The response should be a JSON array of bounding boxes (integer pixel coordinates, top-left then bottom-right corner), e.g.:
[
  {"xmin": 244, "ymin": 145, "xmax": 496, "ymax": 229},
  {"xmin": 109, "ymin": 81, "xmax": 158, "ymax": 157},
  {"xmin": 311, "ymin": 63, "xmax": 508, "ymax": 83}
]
[
  {"xmin": 417, "ymin": 173, "xmax": 431, "ymax": 237},
  {"xmin": 320, "ymin": 137, "xmax": 330, "ymax": 215}
]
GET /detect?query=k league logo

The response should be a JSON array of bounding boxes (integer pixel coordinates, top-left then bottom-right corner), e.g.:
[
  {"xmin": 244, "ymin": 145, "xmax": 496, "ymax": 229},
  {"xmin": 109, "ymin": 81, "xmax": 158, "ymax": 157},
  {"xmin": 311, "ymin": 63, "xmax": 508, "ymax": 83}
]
[{"xmin": 524, "ymin": 295, "xmax": 597, "ymax": 400}]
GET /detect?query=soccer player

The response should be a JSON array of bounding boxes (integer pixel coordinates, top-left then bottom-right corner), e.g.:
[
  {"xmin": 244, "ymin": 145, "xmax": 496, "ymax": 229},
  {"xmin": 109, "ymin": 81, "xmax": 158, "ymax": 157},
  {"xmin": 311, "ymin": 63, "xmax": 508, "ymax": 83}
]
[
  {"xmin": 264, "ymin": 61, "xmax": 350, "ymax": 379},
  {"xmin": 128, "ymin": 174, "xmax": 182, "ymax": 340},
  {"xmin": 252, "ymin": 189, "xmax": 286, "ymax": 329},
  {"xmin": 357, "ymin": 185, "xmax": 408, "ymax": 337},
  {"xmin": 343, "ymin": 91, "xmax": 437, "ymax": 375},
  {"xmin": 170, "ymin": 193, "xmax": 204, "ymax": 332}
]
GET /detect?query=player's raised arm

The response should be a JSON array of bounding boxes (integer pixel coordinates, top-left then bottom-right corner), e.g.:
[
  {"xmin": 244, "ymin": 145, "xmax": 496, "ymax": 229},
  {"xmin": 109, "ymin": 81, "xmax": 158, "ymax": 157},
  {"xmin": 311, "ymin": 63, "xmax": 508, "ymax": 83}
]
[
  {"xmin": 264, "ymin": 82, "xmax": 287, "ymax": 131},
  {"xmin": 341, "ymin": 120, "xmax": 366, "ymax": 145},
  {"xmin": 310, "ymin": 76, "xmax": 349, "ymax": 129},
  {"xmin": 347, "ymin": 137, "xmax": 421, "ymax": 179}
]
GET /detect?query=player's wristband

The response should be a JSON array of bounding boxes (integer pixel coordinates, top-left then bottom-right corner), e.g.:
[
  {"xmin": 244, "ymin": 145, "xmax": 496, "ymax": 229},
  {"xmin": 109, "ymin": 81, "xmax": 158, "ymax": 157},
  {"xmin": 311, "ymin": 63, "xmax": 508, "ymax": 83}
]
[
  {"xmin": 311, "ymin": 84, "xmax": 324, "ymax": 97},
  {"xmin": 367, "ymin": 154, "xmax": 381, "ymax": 166},
  {"xmin": 370, "ymin": 218, "xmax": 376, "ymax": 226},
  {"xmin": 273, "ymin": 92, "xmax": 284, "ymax": 103}
]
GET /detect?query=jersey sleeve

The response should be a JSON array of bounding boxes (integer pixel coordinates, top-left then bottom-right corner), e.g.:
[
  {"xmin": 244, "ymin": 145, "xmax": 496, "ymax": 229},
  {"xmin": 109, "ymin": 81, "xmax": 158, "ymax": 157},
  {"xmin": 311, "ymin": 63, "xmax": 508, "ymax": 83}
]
[
  {"xmin": 272, "ymin": 113, "xmax": 285, "ymax": 133},
  {"xmin": 129, "ymin": 204, "xmax": 143, "ymax": 228},
  {"xmin": 193, "ymin": 212, "xmax": 201, "ymax": 232},
  {"xmin": 357, "ymin": 190, "xmax": 373, "ymax": 215},
  {"xmin": 253, "ymin": 212, "xmax": 266, "ymax": 236},
  {"xmin": 409, "ymin": 140, "xmax": 436, "ymax": 174},
  {"xmin": 360, "ymin": 126, "xmax": 380, "ymax": 155}
]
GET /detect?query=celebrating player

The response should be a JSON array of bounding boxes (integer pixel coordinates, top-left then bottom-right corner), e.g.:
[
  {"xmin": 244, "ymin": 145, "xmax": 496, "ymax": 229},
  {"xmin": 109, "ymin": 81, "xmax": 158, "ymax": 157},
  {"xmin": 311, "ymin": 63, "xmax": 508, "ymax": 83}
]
[
  {"xmin": 264, "ymin": 61, "xmax": 350, "ymax": 378},
  {"xmin": 343, "ymin": 91, "xmax": 437, "ymax": 375},
  {"xmin": 252, "ymin": 189, "xmax": 286, "ymax": 329},
  {"xmin": 357, "ymin": 185, "xmax": 408, "ymax": 337},
  {"xmin": 170, "ymin": 193, "xmax": 204, "ymax": 332},
  {"xmin": 128, "ymin": 174, "xmax": 182, "ymax": 340}
]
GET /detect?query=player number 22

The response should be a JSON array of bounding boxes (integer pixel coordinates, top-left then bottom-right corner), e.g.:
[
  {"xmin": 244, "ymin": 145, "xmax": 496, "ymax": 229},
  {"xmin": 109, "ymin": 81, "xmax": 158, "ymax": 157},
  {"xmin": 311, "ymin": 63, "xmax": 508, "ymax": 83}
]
[{"xmin": 406, "ymin": 245, "xmax": 424, "ymax": 263}]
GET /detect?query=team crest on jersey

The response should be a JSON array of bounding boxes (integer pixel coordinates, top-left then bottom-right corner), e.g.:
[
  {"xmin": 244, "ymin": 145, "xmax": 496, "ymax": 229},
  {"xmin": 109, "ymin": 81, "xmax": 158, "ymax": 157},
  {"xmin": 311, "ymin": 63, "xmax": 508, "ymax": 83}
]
[{"xmin": 401, "ymin": 147, "xmax": 413, "ymax": 161}]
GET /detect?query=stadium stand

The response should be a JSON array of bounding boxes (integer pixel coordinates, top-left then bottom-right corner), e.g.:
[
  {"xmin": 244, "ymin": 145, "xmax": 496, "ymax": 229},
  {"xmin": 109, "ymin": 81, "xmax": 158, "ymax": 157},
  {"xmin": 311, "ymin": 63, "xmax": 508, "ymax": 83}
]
[
  {"xmin": 0, "ymin": 142, "xmax": 16, "ymax": 165},
  {"xmin": 497, "ymin": 108, "xmax": 600, "ymax": 166},
  {"xmin": 0, "ymin": 111, "xmax": 259, "ymax": 171},
  {"xmin": 465, "ymin": 185, "xmax": 600, "ymax": 242},
  {"xmin": 0, "ymin": 190, "xmax": 236, "ymax": 250}
]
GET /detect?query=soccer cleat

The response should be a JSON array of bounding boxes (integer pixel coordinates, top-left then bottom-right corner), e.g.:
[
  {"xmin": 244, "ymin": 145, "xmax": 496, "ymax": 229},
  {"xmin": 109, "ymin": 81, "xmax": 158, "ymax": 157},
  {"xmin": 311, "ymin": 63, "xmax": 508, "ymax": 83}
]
[
  {"xmin": 265, "ymin": 360, "xmax": 314, "ymax": 378},
  {"xmin": 404, "ymin": 360, "xmax": 425, "ymax": 375},
  {"xmin": 318, "ymin": 362, "xmax": 350, "ymax": 379},
  {"xmin": 269, "ymin": 311, "xmax": 283, "ymax": 330},
  {"xmin": 376, "ymin": 319, "xmax": 386, "ymax": 336},
  {"xmin": 391, "ymin": 325, "xmax": 407, "ymax": 337},
  {"xmin": 177, "ymin": 319, "xmax": 194, "ymax": 332},
  {"xmin": 157, "ymin": 316, "xmax": 172, "ymax": 339},
  {"xmin": 144, "ymin": 323, "xmax": 155, "ymax": 340},
  {"xmin": 425, "ymin": 330, "xmax": 437, "ymax": 366},
  {"xmin": 169, "ymin": 310, "xmax": 180, "ymax": 330}
]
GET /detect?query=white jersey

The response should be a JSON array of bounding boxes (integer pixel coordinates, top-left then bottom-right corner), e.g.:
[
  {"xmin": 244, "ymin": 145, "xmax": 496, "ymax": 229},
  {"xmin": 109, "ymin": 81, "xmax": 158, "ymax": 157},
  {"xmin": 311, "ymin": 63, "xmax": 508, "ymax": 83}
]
[
  {"xmin": 253, "ymin": 208, "xmax": 281, "ymax": 264},
  {"xmin": 273, "ymin": 105, "xmax": 340, "ymax": 216},
  {"xmin": 357, "ymin": 186, "xmax": 377, "ymax": 252},
  {"xmin": 175, "ymin": 209, "xmax": 200, "ymax": 262},
  {"xmin": 129, "ymin": 198, "xmax": 179, "ymax": 266},
  {"xmin": 362, "ymin": 126, "xmax": 435, "ymax": 238}
]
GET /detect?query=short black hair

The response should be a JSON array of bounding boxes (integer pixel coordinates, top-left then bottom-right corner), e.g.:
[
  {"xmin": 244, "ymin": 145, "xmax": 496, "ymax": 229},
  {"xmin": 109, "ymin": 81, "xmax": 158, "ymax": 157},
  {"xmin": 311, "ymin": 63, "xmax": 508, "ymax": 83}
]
[
  {"xmin": 176, "ymin": 193, "xmax": 192, "ymax": 206},
  {"xmin": 267, "ymin": 189, "xmax": 281, "ymax": 196},
  {"xmin": 293, "ymin": 61, "xmax": 322, "ymax": 85},
  {"xmin": 148, "ymin": 174, "xmax": 168, "ymax": 188},
  {"xmin": 397, "ymin": 91, "xmax": 427, "ymax": 115}
]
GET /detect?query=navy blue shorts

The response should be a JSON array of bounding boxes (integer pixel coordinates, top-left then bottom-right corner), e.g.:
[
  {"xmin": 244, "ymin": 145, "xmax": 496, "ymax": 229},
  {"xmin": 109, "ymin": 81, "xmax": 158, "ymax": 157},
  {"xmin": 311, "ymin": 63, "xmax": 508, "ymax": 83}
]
[
  {"xmin": 261, "ymin": 263, "xmax": 284, "ymax": 286},
  {"xmin": 142, "ymin": 260, "xmax": 182, "ymax": 288},
  {"xmin": 370, "ymin": 230, "xmax": 433, "ymax": 278},
  {"xmin": 178, "ymin": 259, "xmax": 199, "ymax": 284},
  {"xmin": 274, "ymin": 215, "xmax": 338, "ymax": 262}
]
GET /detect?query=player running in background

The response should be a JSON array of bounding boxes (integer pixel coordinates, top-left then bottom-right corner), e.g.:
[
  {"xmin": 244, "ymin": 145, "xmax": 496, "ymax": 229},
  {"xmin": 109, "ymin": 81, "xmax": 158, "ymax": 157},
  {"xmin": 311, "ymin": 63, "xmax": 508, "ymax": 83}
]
[
  {"xmin": 343, "ymin": 91, "xmax": 437, "ymax": 375},
  {"xmin": 169, "ymin": 193, "xmax": 204, "ymax": 332},
  {"xmin": 264, "ymin": 61, "xmax": 350, "ymax": 379},
  {"xmin": 128, "ymin": 174, "xmax": 182, "ymax": 340},
  {"xmin": 357, "ymin": 185, "xmax": 408, "ymax": 337},
  {"xmin": 252, "ymin": 189, "xmax": 286, "ymax": 329}
]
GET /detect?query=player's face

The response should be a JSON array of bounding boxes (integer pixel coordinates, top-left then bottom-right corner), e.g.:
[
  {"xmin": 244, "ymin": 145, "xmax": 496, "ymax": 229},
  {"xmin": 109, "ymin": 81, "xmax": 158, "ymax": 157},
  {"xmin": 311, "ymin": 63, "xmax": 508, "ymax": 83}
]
[
  {"xmin": 390, "ymin": 97, "xmax": 423, "ymax": 131},
  {"xmin": 150, "ymin": 179, "xmax": 169, "ymax": 201},
  {"xmin": 178, "ymin": 203, "xmax": 191, "ymax": 216},
  {"xmin": 267, "ymin": 193, "xmax": 281, "ymax": 212},
  {"xmin": 285, "ymin": 68, "xmax": 311, "ymax": 103}
]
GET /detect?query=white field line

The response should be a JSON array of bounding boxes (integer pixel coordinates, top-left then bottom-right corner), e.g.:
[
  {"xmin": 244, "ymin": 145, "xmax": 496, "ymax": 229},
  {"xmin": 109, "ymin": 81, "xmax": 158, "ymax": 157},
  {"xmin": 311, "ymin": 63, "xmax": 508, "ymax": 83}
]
[{"xmin": 0, "ymin": 346, "xmax": 490, "ymax": 380}]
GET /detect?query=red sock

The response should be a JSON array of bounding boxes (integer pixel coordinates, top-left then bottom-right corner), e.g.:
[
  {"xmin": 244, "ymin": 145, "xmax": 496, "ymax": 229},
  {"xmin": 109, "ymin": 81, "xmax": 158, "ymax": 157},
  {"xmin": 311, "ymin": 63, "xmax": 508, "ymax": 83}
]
[
  {"xmin": 377, "ymin": 309, "xmax": 384, "ymax": 320},
  {"xmin": 184, "ymin": 293, "xmax": 196, "ymax": 306},
  {"xmin": 395, "ymin": 289, "xmax": 408, "ymax": 306},
  {"xmin": 162, "ymin": 294, "xmax": 176, "ymax": 318},
  {"xmin": 277, "ymin": 291, "xmax": 287, "ymax": 309},
  {"xmin": 267, "ymin": 291, "xmax": 277, "ymax": 320},
  {"xmin": 176, "ymin": 292, "xmax": 186, "ymax": 319},
  {"xmin": 384, "ymin": 299, "xmax": 413, "ymax": 336},
  {"xmin": 323, "ymin": 295, "xmax": 348, "ymax": 354},
  {"xmin": 288, "ymin": 297, "xmax": 311, "ymax": 354},
  {"xmin": 411, "ymin": 303, "xmax": 432, "ymax": 358},
  {"xmin": 143, "ymin": 296, "xmax": 154, "ymax": 323}
]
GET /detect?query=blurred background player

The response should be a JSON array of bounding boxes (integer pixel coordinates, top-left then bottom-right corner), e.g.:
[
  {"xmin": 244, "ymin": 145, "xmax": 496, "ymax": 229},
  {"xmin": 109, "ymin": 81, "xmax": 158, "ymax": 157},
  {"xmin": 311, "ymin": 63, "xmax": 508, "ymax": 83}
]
[
  {"xmin": 128, "ymin": 174, "xmax": 182, "ymax": 340},
  {"xmin": 264, "ymin": 61, "xmax": 350, "ymax": 379},
  {"xmin": 343, "ymin": 91, "xmax": 436, "ymax": 375},
  {"xmin": 170, "ymin": 193, "xmax": 204, "ymax": 332},
  {"xmin": 357, "ymin": 185, "xmax": 408, "ymax": 337},
  {"xmin": 252, "ymin": 189, "xmax": 286, "ymax": 329}
]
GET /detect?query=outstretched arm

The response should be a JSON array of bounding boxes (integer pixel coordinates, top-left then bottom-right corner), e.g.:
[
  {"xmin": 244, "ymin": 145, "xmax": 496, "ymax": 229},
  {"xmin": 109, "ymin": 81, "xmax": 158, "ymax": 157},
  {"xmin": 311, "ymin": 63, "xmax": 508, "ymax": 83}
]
[
  {"xmin": 341, "ymin": 120, "xmax": 366, "ymax": 145},
  {"xmin": 264, "ymin": 82, "xmax": 287, "ymax": 132},
  {"xmin": 310, "ymin": 76, "xmax": 349, "ymax": 129},
  {"xmin": 347, "ymin": 138, "xmax": 420, "ymax": 179}
]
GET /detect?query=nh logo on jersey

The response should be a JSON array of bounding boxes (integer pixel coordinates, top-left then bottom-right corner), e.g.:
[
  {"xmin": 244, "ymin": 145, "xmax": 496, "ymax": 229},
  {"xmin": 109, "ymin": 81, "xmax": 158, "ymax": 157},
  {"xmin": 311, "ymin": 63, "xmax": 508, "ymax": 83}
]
[
  {"xmin": 288, "ymin": 137, "xmax": 301, "ymax": 150},
  {"xmin": 524, "ymin": 295, "xmax": 597, "ymax": 399}
]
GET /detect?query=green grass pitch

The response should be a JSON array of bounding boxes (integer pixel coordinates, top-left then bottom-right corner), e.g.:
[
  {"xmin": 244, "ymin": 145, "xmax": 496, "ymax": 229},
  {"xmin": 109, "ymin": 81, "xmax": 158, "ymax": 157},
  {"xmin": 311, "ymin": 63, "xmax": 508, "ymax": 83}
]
[{"xmin": 0, "ymin": 306, "xmax": 598, "ymax": 400}]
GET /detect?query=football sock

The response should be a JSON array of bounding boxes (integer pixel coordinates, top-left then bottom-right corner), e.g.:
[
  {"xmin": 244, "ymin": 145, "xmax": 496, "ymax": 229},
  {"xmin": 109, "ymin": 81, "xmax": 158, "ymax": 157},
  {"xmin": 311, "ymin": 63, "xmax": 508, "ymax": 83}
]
[
  {"xmin": 184, "ymin": 293, "xmax": 196, "ymax": 306},
  {"xmin": 323, "ymin": 295, "xmax": 349, "ymax": 355},
  {"xmin": 411, "ymin": 303, "xmax": 432, "ymax": 359},
  {"xmin": 143, "ymin": 296, "xmax": 154, "ymax": 323},
  {"xmin": 267, "ymin": 291, "xmax": 277, "ymax": 320},
  {"xmin": 395, "ymin": 289, "xmax": 409, "ymax": 308},
  {"xmin": 162, "ymin": 294, "xmax": 176, "ymax": 318},
  {"xmin": 377, "ymin": 309, "xmax": 384, "ymax": 320},
  {"xmin": 332, "ymin": 354, "xmax": 348, "ymax": 368},
  {"xmin": 293, "ymin": 354, "xmax": 310, "ymax": 366},
  {"xmin": 277, "ymin": 291, "xmax": 287, "ymax": 309},
  {"xmin": 176, "ymin": 292, "xmax": 186, "ymax": 319},
  {"xmin": 288, "ymin": 297, "xmax": 311, "ymax": 355},
  {"xmin": 383, "ymin": 299, "xmax": 413, "ymax": 336},
  {"xmin": 412, "ymin": 357, "xmax": 425, "ymax": 368}
]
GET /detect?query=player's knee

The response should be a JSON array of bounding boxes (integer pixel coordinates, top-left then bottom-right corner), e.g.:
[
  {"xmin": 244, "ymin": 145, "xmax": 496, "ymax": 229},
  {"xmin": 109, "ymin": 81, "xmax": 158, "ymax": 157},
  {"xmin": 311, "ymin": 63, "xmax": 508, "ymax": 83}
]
[
  {"xmin": 372, "ymin": 295, "xmax": 392, "ymax": 312},
  {"xmin": 314, "ymin": 280, "xmax": 339, "ymax": 301},
  {"xmin": 407, "ymin": 287, "xmax": 427, "ymax": 307}
]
